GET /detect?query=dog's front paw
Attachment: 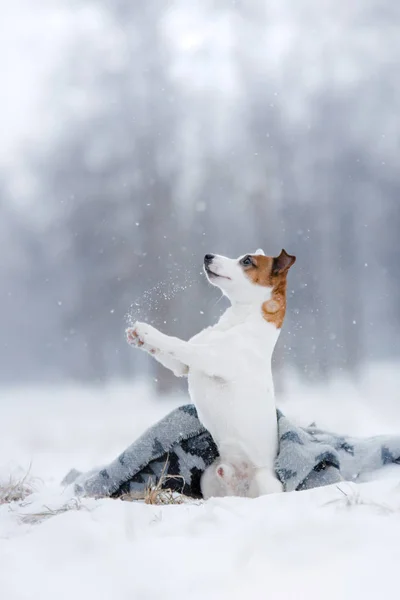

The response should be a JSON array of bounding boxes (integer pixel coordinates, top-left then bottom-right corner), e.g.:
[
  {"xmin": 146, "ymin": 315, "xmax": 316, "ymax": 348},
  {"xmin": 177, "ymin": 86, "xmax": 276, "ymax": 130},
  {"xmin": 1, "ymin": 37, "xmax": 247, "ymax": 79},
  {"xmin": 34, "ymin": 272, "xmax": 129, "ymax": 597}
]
[
  {"xmin": 126, "ymin": 322, "xmax": 157, "ymax": 354},
  {"xmin": 126, "ymin": 324, "xmax": 144, "ymax": 347}
]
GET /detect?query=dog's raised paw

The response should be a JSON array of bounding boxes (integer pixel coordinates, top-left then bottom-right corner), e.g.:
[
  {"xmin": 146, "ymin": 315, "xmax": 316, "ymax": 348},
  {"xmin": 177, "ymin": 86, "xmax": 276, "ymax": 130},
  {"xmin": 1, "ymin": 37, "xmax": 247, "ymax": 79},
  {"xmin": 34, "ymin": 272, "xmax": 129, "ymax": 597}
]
[
  {"xmin": 126, "ymin": 325, "xmax": 145, "ymax": 347},
  {"xmin": 126, "ymin": 323, "xmax": 158, "ymax": 354}
]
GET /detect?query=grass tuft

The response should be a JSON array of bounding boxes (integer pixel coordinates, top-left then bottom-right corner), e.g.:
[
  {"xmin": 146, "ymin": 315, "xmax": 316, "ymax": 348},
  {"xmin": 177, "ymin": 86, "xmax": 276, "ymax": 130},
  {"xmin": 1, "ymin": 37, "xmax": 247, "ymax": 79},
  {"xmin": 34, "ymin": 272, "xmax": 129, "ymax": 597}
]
[
  {"xmin": 0, "ymin": 468, "xmax": 38, "ymax": 505},
  {"xmin": 19, "ymin": 498, "xmax": 87, "ymax": 525},
  {"xmin": 324, "ymin": 484, "xmax": 394, "ymax": 515},
  {"xmin": 119, "ymin": 457, "xmax": 190, "ymax": 505}
]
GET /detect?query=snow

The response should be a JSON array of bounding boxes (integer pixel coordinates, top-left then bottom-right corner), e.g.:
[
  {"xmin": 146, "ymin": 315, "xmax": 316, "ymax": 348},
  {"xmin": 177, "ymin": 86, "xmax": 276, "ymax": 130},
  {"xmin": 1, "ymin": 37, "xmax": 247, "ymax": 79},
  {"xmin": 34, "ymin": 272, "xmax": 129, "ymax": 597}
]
[{"xmin": 1, "ymin": 366, "xmax": 400, "ymax": 600}]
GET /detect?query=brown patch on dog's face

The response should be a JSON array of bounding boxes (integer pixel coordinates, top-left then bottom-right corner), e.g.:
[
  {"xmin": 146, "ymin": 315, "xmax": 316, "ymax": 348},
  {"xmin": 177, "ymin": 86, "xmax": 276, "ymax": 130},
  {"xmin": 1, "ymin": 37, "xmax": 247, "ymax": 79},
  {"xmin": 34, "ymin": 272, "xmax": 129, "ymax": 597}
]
[
  {"xmin": 241, "ymin": 255, "xmax": 275, "ymax": 287},
  {"xmin": 241, "ymin": 250, "xmax": 296, "ymax": 328}
]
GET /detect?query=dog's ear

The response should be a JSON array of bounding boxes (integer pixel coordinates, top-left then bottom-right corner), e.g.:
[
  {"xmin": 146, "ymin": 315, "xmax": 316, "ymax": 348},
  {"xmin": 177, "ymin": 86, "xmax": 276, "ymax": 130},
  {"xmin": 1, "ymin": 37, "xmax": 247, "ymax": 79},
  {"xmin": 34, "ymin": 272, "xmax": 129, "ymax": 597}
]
[
  {"xmin": 272, "ymin": 249, "xmax": 296, "ymax": 274},
  {"xmin": 254, "ymin": 248, "xmax": 265, "ymax": 256}
]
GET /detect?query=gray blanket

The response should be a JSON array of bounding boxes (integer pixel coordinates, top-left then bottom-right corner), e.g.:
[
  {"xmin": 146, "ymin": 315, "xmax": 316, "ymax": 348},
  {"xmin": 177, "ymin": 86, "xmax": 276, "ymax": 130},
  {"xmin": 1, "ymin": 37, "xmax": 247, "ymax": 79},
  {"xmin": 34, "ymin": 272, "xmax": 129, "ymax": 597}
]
[{"xmin": 63, "ymin": 404, "xmax": 400, "ymax": 498}]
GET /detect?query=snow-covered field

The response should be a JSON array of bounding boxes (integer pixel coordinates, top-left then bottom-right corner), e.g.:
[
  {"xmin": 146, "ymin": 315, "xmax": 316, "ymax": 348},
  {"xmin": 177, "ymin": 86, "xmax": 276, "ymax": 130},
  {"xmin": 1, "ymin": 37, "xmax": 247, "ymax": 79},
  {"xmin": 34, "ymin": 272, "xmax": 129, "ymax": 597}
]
[{"xmin": 1, "ymin": 364, "xmax": 400, "ymax": 600}]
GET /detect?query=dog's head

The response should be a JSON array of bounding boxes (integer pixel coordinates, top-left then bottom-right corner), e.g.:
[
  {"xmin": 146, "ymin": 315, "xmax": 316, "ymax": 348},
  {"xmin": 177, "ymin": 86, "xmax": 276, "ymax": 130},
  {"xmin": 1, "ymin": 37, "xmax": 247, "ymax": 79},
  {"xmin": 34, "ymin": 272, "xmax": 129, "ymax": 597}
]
[{"xmin": 204, "ymin": 249, "xmax": 296, "ymax": 325}]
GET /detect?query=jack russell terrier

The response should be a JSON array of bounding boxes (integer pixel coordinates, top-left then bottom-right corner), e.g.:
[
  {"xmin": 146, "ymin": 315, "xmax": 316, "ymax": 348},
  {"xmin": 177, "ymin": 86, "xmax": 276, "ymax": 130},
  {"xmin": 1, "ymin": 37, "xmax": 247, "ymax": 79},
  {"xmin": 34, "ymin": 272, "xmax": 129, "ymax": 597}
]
[{"xmin": 126, "ymin": 248, "xmax": 296, "ymax": 498}]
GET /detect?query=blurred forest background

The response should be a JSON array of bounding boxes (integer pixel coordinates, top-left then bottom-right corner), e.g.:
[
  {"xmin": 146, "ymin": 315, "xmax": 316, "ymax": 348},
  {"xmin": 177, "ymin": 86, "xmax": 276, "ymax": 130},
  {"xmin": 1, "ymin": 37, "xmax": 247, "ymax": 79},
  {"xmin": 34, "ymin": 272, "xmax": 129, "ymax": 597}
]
[{"xmin": 1, "ymin": 0, "xmax": 399, "ymax": 393}]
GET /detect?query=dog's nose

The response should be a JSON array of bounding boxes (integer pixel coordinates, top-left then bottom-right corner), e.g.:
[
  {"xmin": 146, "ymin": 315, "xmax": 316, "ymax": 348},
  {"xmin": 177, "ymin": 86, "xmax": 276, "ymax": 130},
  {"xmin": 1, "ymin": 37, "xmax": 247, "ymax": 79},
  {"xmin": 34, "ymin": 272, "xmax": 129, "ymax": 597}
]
[{"xmin": 204, "ymin": 254, "xmax": 215, "ymax": 265}]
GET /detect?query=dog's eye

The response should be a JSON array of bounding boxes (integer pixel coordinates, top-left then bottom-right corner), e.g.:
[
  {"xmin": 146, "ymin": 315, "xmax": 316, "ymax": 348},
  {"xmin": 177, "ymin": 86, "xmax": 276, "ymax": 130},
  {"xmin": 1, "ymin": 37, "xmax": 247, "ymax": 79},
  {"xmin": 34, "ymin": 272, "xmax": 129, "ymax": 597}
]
[{"xmin": 241, "ymin": 255, "xmax": 253, "ymax": 266}]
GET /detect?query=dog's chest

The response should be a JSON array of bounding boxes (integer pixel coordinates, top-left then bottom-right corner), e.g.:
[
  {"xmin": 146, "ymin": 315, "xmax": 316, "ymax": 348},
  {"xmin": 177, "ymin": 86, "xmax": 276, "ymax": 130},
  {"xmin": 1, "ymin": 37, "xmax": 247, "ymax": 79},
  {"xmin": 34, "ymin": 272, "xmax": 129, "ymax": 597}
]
[
  {"xmin": 188, "ymin": 370, "xmax": 235, "ymax": 436},
  {"xmin": 187, "ymin": 319, "xmax": 277, "ymax": 461},
  {"xmin": 188, "ymin": 363, "xmax": 275, "ymax": 453}
]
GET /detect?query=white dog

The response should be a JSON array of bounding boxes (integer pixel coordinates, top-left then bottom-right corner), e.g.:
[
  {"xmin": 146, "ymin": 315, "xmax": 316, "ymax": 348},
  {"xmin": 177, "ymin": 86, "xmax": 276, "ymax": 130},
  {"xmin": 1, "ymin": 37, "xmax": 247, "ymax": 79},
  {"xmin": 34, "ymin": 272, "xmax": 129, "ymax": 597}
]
[{"xmin": 126, "ymin": 248, "xmax": 296, "ymax": 498}]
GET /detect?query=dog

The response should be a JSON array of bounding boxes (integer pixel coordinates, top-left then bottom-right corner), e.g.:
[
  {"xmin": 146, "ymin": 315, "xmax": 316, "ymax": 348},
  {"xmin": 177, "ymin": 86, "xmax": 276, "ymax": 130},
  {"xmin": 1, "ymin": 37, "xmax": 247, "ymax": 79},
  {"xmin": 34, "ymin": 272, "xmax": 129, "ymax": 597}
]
[
  {"xmin": 126, "ymin": 248, "xmax": 296, "ymax": 497},
  {"xmin": 200, "ymin": 457, "xmax": 260, "ymax": 499}
]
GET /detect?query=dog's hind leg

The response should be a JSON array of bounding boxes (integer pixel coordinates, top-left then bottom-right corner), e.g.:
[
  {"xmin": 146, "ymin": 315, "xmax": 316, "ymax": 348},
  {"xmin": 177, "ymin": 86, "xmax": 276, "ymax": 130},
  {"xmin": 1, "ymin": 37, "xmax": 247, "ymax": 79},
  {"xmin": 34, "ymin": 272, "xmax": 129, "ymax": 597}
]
[{"xmin": 254, "ymin": 468, "xmax": 283, "ymax": 495}]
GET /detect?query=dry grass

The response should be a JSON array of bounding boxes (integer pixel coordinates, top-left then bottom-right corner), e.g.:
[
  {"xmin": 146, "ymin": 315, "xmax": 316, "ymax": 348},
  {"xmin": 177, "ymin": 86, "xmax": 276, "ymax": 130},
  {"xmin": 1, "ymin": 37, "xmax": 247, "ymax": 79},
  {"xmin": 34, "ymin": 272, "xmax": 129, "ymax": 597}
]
[
  {"xmin": 18, "ymin": 498, "xmax": 88, "ymax": 525},
  {"xmin": 0, "ymin": 468, "xmax": 38, "ymax": 505},
  {"xmin": 1, "ymin": 460, "xmax": 191, "ymax": 528},
  {"xmin": 120, "ymin": 482, "xmax": 188, "ymax": 505},
  {"xmin": 324, "ymin": 485, "xmax": 394, "ymax": 515},
  {"xmin": 119, "ymin": 458, "xmax": 190, "ymax": 505},
  {"xmin": 0, "ymin": 468, "xmax": 89, "ymax": 526}
]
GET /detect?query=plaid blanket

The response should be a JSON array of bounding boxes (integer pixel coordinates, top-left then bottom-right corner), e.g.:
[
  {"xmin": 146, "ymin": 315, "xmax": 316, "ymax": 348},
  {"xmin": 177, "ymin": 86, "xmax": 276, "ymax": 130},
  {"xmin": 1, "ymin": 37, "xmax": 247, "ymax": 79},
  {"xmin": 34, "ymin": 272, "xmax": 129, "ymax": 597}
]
[{"xmin": 63, "ymin": 405, "xmax": 400, "ymax": 498}]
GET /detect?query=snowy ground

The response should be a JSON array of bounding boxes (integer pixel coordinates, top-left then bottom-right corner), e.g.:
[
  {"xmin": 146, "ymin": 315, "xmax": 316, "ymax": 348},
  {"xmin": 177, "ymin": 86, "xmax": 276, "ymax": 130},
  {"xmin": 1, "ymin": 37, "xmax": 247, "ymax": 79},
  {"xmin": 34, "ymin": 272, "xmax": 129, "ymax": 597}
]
[{"xmin": 1, "ymin": 364, "xmax": 400, "ymax": 600}]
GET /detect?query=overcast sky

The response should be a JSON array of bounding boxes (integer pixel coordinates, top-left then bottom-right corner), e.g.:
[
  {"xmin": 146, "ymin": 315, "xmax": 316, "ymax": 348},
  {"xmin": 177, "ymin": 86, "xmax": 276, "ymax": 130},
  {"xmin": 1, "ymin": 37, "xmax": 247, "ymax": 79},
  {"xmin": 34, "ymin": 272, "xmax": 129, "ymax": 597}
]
[{"xmin": 0, "ymin": 0, "xmax": 74, "ymax": 168}]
